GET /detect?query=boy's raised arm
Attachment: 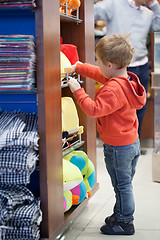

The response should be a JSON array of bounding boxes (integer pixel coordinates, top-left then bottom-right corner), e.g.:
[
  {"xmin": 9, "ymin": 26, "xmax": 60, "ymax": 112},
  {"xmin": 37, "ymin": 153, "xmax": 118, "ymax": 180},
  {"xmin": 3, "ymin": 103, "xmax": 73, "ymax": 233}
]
[{"xmin": 75, "ymin": 62, "xmax": 107, "ymax": 85}]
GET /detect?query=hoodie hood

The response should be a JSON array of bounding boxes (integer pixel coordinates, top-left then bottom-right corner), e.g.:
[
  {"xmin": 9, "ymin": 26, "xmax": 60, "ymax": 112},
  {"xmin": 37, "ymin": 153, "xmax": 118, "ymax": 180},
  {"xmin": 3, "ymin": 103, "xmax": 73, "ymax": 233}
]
[{"xmin": 108, "ymin": 71, "xmax": 146, "ymax": 109}]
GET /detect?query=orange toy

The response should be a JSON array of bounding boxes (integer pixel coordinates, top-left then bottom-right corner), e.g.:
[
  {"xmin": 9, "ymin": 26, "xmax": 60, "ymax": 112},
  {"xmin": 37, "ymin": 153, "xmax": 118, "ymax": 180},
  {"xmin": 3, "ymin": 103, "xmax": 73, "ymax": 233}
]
[
  {"xmin": 60, "ymin": 0, "xmax": 68, "ymax": 14},
  {"xmin": 68, "ymin": 0, "xmax": 81, "ymax": 12},
  {"xmin": 60, "ymin": 0, "xmax": 68, "ymax": 4},
  {"xmin": 60, "ymin": 0, "xmax": 81, "ymax": 15}
]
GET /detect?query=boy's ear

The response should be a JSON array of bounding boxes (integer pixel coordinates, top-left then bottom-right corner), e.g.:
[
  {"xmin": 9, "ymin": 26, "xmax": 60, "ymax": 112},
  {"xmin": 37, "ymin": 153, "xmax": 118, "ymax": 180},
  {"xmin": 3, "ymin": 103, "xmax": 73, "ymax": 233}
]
[{"xmin": 106, "ymin": 61, "xmax": 112, "ymax": 68}]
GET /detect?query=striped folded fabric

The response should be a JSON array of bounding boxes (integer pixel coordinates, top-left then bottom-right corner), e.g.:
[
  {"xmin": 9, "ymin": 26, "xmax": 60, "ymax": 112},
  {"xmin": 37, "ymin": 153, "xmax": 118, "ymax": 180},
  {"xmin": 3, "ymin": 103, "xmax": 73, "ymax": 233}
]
[
  {"xmin": 8, "ymin": 199, "xmax": 42, "ymax": 227},
  {"xmin": 0, "ymin": 185, "xmax": 35, "ymax": 225},
  {"xmin": 0, "ymin": 168, "xmax": 34, "ymax": 185},
  {"xmin": 0, "ymin": 224, "xmax": 40, "ymax": 240},
  {"xmin": 0, "ymin": 146, "xmax": 38, "ymax": 170},
  {"xmin": 0, "ymin": 111, "xmax": 39, "ymax": 149},
  {"xmin": 0, "ymin": 186, "xmax": 41, "ymax": 240},
  {"xmin": 0, "ymin": 0, "xmax": 36, "ymax": 8},
  {"xmin": 0, "ymin": 35, "xmax": 36, "ymax": 91},
  {"xmin": 0, "ymin": 111, "xmax": 39, "ymax": 184},
  {"xmin": 0, "ymin": 111, "xmax": 26, "ymax": 149}
]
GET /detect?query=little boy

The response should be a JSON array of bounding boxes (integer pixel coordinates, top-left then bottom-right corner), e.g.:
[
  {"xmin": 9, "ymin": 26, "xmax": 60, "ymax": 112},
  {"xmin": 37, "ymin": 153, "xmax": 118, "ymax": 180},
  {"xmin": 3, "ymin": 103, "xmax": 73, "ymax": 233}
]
[{"xmin": 68, "ymin": 34, "xmax": 146, "ymax": 235}]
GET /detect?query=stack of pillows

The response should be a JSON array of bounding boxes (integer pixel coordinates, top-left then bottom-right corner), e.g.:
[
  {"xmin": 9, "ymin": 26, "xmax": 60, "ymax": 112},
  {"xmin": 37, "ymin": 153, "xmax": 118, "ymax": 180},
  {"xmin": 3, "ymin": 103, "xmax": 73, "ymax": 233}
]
[{"xmin": 63, "ymin": 150, "xmax": 95, "ymax": 212}]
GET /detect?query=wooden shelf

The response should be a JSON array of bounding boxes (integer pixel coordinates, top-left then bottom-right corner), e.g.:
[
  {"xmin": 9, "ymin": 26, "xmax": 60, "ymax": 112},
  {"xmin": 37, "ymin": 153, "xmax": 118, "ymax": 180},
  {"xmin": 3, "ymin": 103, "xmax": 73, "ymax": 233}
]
[
  {"xmin": 63, "ymin": 139, "xmax": 85, "ymax": 157},
  {"xmin": 60, "ymin": 14, "xmax": 82, "ymax": 23},
  {"xmin": 60, "ymin": 2, "xmax": 82, "ymax": 23}
]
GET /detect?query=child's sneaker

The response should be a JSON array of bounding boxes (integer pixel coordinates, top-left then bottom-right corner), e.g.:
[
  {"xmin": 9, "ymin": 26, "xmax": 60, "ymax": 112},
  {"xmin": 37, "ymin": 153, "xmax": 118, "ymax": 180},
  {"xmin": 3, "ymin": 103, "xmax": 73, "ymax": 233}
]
[
  {"xmin": 101, "ymin": 214, "xmax": 135, "ymax": 235},
  {"xmin": 105, "ymin": 213, "xmax": 115, "ymax": 224}
]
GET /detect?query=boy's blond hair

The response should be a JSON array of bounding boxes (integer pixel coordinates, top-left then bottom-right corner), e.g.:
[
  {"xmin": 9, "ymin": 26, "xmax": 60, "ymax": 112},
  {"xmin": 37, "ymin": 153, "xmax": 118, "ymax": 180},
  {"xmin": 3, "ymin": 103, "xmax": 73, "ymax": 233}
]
[{"xmin": 95, "ymin": 33, "xmax": 135, "ymax": 69}]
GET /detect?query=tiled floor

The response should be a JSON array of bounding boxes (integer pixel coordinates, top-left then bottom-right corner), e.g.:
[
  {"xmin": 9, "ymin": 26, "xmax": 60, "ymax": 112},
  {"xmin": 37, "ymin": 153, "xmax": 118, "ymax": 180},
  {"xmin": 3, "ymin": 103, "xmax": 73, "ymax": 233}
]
[{"xmin": 63, "ymin": 139, "xmax": 160, "ymax": 240}]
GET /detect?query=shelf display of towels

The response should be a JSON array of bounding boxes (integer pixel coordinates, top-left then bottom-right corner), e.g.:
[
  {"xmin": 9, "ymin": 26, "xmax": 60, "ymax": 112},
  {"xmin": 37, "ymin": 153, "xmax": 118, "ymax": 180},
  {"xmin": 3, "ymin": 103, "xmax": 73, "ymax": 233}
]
[
  {"xmin": 0, "ymin": 111, "xmax": 39, "ymax": 185},
  {"xmin": 0, "ymin": 185, "xmax": 42, "ymax": 240},
  {"xmin": 0, "ymin": 0, "xmax": 36, "ymax": 8},
  {"xmin": 0, "ymin": 35, "xmax": 36, "ymax": 91}
]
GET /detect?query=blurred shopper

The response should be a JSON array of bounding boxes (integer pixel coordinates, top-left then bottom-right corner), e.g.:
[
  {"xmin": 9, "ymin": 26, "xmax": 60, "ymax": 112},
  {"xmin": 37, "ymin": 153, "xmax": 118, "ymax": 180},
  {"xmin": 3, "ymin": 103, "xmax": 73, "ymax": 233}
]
[{"xmin": 94, "ymin": 0, "xmax": 160, "ymax": 141}]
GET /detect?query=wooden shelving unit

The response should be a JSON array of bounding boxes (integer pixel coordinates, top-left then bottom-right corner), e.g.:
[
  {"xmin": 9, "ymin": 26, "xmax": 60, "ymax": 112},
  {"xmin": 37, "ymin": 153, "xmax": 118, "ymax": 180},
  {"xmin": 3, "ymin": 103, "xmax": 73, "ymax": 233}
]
[
  {"xmin": 0, "ymin": 0, "xmax": 98, "ymax": 239},
  {"xmin": 36, "ymin": 0, "xmax": 98, "ymax": 239}
]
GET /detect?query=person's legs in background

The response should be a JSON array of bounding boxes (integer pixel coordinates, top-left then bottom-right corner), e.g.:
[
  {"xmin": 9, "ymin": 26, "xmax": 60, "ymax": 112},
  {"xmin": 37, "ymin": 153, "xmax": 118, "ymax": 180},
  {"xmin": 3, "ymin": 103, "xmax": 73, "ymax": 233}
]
[
  {"xmin": 127, "ymin": 63, "xmax": 149, "ymax": 136},
  {"xmin": 127, "ymin": 63, "xmax": 149, "ymax": 155}
]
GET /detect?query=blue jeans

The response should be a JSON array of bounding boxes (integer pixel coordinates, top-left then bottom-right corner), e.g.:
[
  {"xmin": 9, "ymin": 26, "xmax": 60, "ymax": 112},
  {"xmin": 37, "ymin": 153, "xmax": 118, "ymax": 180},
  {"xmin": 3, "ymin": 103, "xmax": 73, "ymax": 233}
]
[
  {"xmin": 127, "ymin": 63, "xmax": 149, "ymax": 136},
  {"xmin": 103, "ymin": 138, "xmax": 140, "ymax": 223}
]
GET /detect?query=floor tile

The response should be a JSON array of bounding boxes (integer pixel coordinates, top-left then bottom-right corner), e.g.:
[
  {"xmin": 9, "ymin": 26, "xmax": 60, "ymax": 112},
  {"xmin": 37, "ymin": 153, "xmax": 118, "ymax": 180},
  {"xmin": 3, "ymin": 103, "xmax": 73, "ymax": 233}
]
[{"xmin": 75, "ymin": 228, "xmax": 160, "ymax": 240}]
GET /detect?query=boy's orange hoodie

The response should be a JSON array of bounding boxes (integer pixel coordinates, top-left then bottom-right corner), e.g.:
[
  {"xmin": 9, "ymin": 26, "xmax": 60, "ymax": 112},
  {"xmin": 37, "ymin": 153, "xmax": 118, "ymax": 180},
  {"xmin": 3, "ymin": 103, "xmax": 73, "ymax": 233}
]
[{"xmin": 73, "ymin": 63, "xmax": 146, "ymax": 146}]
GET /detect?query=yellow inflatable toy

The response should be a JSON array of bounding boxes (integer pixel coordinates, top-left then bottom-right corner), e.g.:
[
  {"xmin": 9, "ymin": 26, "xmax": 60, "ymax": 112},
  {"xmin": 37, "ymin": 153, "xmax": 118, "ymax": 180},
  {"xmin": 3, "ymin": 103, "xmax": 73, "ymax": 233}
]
[
  {"xmin": 60, "ymin": 51, "xmax": 72, "ymax": 78},
  {"xmin": 61, "ymin": 97, "xmax": 84, "ymax": 141},
  {"xmin": 63, "ymin": 159, "xmax": 83, "ymax": 212}
]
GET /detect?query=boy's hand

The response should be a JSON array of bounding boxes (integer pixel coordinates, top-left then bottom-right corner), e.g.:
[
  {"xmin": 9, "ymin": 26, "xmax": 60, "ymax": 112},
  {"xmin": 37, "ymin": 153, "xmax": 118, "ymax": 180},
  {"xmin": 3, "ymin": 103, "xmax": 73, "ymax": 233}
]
[
  {"xmin": 68, "ymin": 77, "xmax": 81, "ymax": 93},
  {"xmin": 71, "ymin": 61, "xmax": 83, "ymax": 73}
]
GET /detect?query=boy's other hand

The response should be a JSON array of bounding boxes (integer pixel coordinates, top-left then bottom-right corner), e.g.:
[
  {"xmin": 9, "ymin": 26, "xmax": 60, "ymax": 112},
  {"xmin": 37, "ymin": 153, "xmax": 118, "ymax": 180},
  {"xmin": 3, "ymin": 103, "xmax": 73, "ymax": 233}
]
[{"xmin": 68, "ymin": 77, "xmax": 81, "ymax": 93}]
